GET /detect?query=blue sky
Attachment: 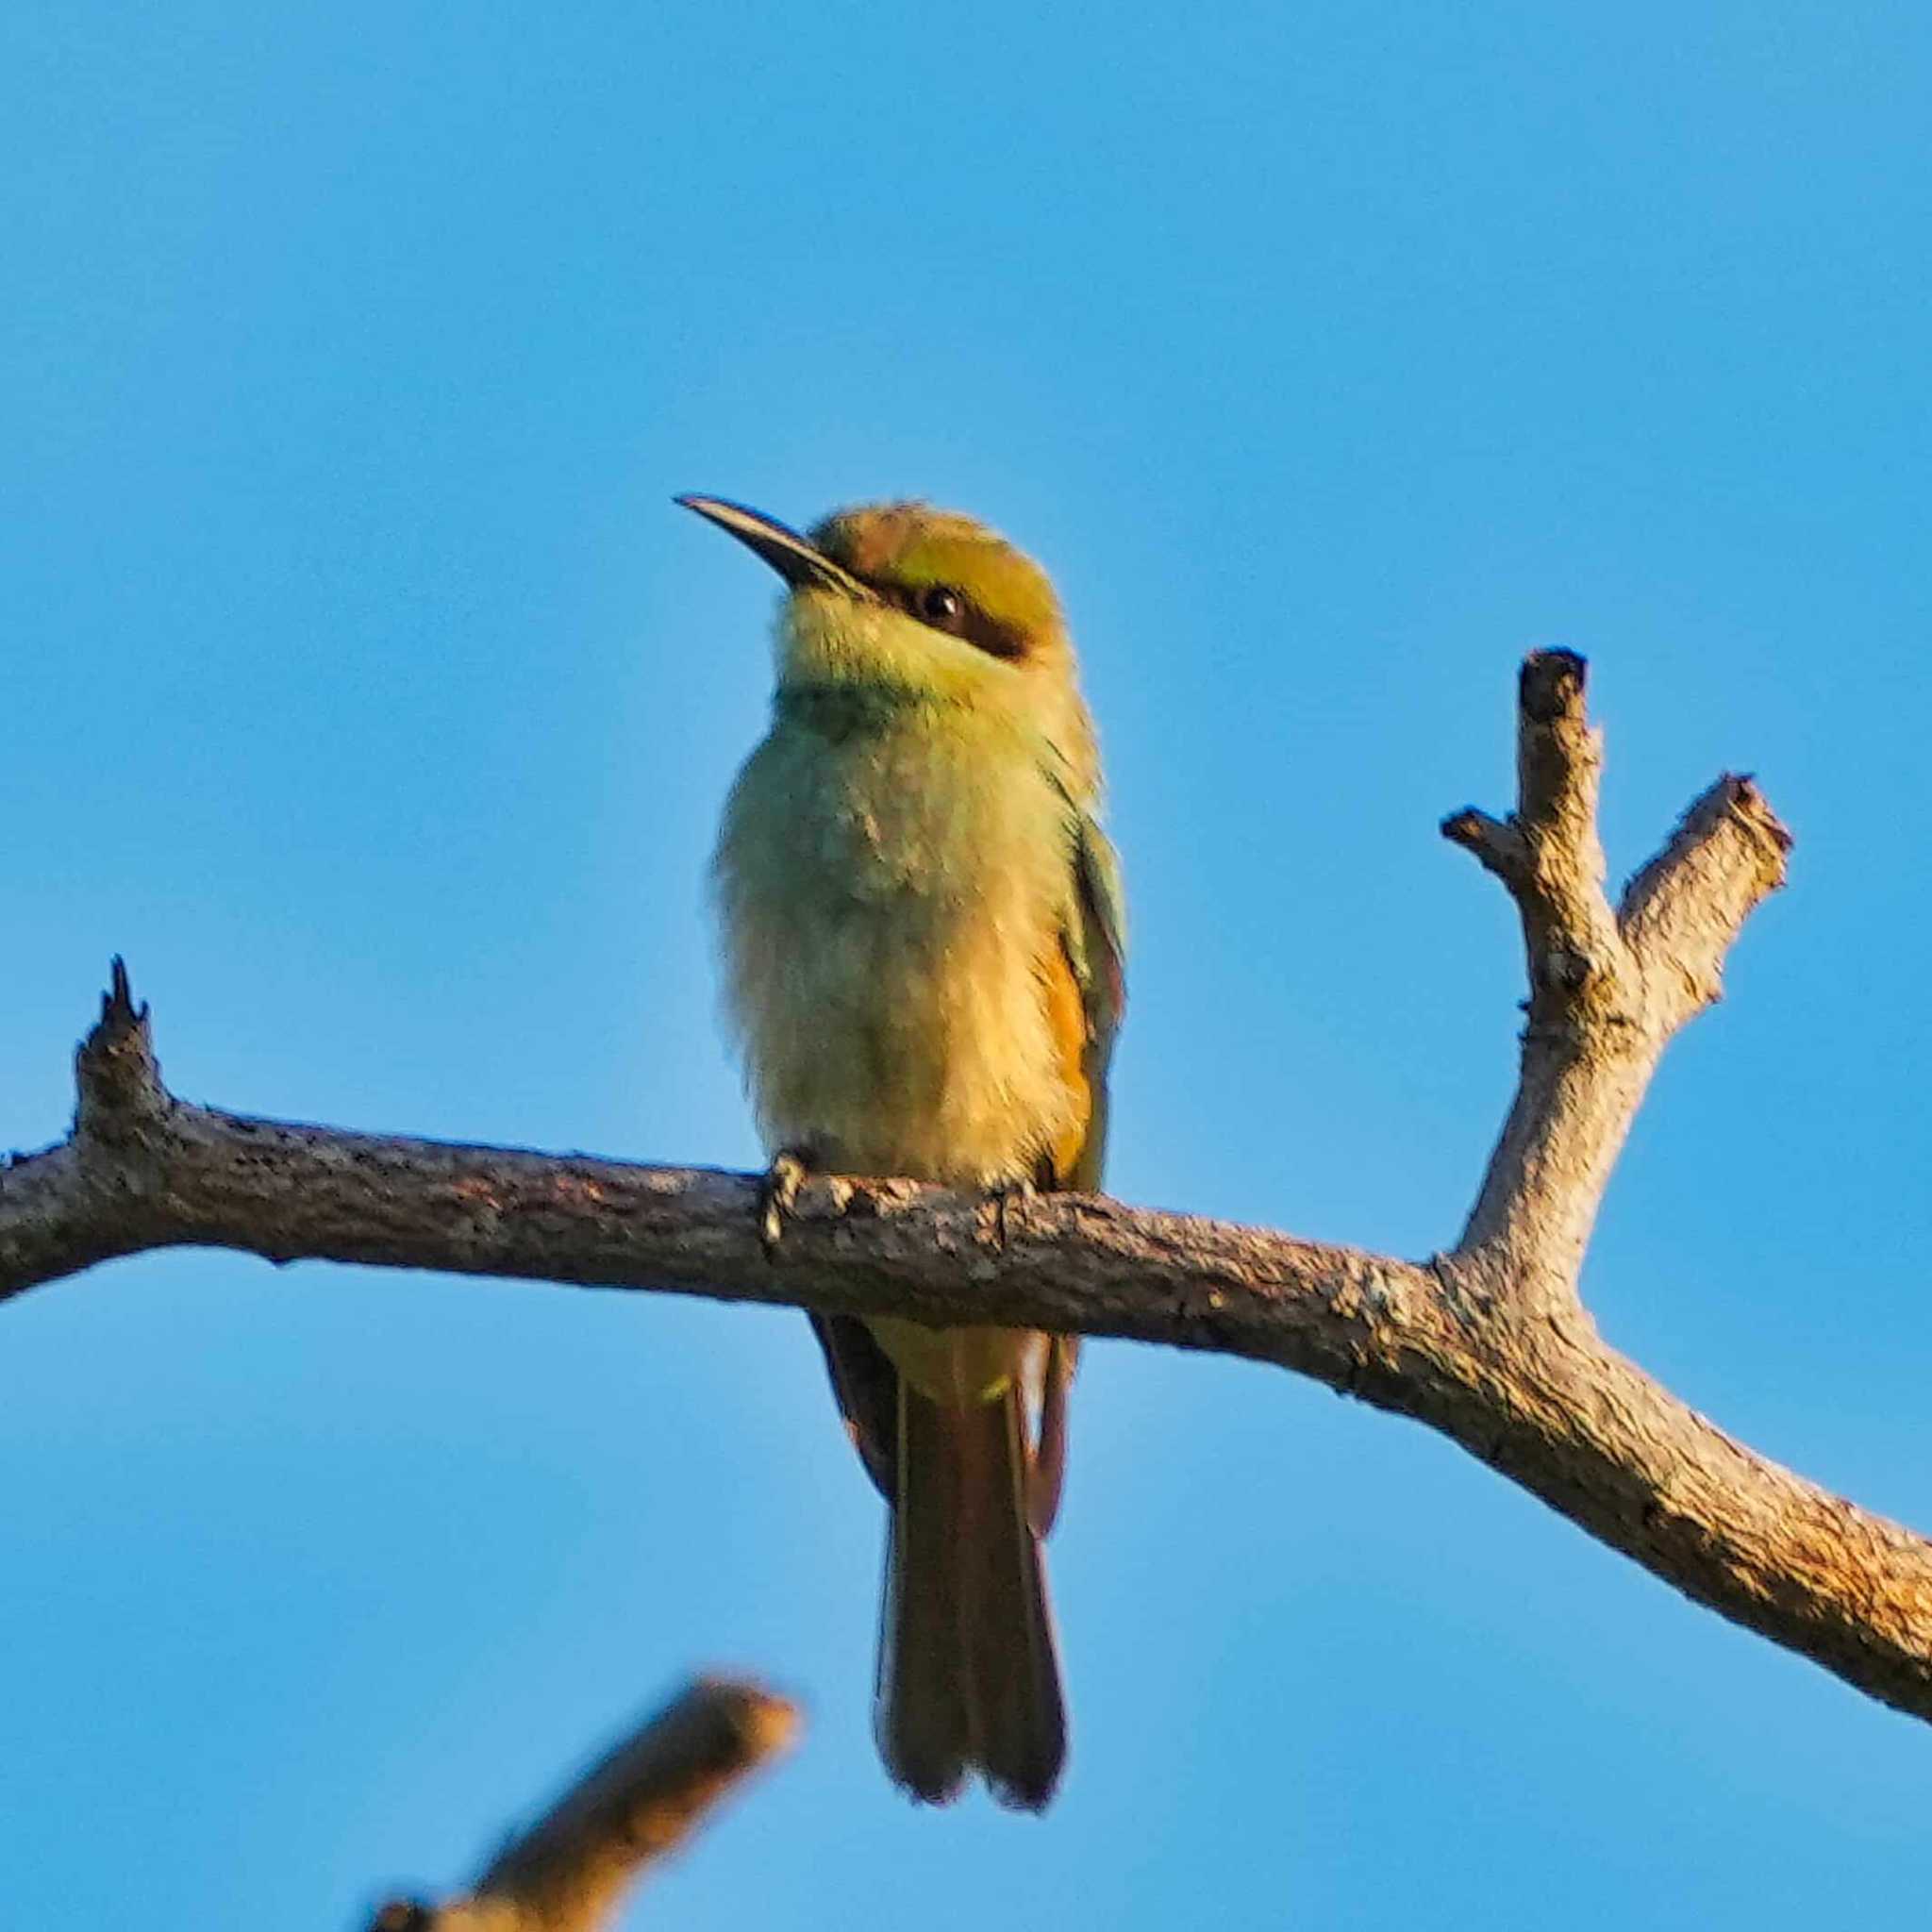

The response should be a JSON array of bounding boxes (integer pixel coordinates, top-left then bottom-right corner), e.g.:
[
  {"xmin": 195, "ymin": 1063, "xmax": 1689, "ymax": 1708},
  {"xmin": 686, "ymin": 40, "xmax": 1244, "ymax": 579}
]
[{"xmin": 5, "ymin": 3, "xmax": 1930, "ymax": 1925}]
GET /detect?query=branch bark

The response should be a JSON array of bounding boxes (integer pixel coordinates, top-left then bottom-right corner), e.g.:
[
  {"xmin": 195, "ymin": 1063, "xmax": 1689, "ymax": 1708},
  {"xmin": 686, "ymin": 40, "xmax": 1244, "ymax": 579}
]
[
  {"xmin": 8, "ymin": 654, "xmax": 1926, "ymax": 1733},
  {"xmin": 368, "ymin": 1677, "xmax": 797, "ymax": 1932}
]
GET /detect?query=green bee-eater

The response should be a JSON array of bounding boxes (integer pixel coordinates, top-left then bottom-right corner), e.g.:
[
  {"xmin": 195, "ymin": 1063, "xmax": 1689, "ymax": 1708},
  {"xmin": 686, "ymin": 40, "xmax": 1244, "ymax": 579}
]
[{"xmin": 684, "ymin": 495, "xmax": 1126, "ymax": 1810}]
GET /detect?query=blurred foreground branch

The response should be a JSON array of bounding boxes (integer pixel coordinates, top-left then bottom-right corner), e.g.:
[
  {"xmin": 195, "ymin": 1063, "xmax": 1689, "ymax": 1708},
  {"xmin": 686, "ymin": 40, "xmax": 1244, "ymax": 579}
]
[
  {"xmin": 368, "ymin": 1677, "xmax": 797, "ymax": 1932},
  {"xmin": 9, "ymin": 656, "xmax": 1929, "ymax": 1733}
]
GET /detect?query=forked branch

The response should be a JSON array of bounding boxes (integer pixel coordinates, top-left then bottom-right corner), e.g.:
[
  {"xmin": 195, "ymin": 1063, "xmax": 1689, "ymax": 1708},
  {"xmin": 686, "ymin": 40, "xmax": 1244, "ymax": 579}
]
[
  {"xmin": 1443, "ymin": 650, "xmax": 1792, "ymax": 1295},
  {"xmin": 7, "ymin": 655, "xmax": 1927, "ymax": 1729}
]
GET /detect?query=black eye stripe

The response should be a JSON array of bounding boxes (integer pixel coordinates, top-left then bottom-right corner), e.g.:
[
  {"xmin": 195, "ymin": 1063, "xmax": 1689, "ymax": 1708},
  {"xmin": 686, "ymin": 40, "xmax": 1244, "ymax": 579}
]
[{"xmin": 867, "ymin": 577, "xmax": 1028, "ymax": 660}]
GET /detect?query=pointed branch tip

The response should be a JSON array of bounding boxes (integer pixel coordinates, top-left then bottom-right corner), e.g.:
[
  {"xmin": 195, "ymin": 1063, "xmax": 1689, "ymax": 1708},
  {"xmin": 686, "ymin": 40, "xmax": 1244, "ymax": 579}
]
[
  {"xmin": 366, "ymin": 1904, "xmax": 433, "ymax": 1932},
  {"xmin": 103, "ymin": 957, "xmax": 147, "ymax": 1029},
  {"xmin": 1718, "ymin": 774, "xmax": 1795, "ymax": 855},
  {"xmin": 1520, "ymin": 648, "xmax": 1588, "ymax": 724},
  {"xmin": 1441, "ymin": 808, "xmax": 1532, "ymax": 887},
  {"xmin": 75, "ymin": 958, "xmax": 164, "ymax": 1138}
]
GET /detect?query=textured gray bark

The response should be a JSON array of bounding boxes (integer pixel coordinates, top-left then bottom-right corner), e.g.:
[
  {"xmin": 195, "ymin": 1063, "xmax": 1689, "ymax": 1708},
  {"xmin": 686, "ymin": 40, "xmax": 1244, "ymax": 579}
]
[
  {"xmin": 8, "ymin": 652, "xmax": 1925, "ymax": 1751},
  {"xmin": 368, "ymin": 1679, "xmax": 796, "ymax": 1932}
]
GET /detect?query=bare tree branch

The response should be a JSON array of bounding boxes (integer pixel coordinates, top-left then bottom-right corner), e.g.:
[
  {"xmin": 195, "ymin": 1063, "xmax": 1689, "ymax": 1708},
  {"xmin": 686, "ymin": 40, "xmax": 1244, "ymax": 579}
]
[
  {"xmin": 8, "ymin": 655, "xmax": 1925, "ymax": 1735},
  {"xmin": 1444, "ymin": 651, "xmax": 1792, "ymax": 1297},
  {"xmin": 367, "ymin": 1677, "xmax": 797, "ymax": 1932}
]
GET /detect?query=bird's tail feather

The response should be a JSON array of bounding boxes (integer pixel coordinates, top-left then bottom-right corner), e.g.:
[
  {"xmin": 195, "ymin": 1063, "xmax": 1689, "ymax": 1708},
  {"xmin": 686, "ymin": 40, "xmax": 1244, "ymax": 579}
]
[{"xmin": 876, "ymin": 1381, "xmax": 1066, "ymax": 1810}]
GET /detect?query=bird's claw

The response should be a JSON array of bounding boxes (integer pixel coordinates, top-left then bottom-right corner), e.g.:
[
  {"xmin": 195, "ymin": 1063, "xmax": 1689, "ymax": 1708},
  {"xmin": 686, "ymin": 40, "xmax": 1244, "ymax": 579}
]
[
  {"xmin": 990, "ymin": 1175, "xmax": 1038, "ymax": 1252},
  {"xmin": 759, "ymin": 1148, "xmax": 812, "ymax": 1256}
]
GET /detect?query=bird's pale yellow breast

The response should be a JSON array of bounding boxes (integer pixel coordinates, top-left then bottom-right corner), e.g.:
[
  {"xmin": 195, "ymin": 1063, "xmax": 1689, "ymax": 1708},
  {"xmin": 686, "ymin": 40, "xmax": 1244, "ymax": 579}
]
[{"xmin": 714, "ymin": 693, "xmax": 1085, "ymax": 1190}]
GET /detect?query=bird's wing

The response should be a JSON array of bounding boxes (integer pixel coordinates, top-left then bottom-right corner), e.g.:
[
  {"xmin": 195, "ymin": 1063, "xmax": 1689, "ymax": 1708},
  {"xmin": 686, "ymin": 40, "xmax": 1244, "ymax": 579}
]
[
  {"xmin": 1058, "ymin": 804, "xmax": 1126, "ymax": 1191},
  {"xmin": 1027, "ymin": 801, "xmax": 1127, "ymax": 1535},
  {"xmin": 811, "ymin": 1312, "xmax": 899, "ymax": 1502}
]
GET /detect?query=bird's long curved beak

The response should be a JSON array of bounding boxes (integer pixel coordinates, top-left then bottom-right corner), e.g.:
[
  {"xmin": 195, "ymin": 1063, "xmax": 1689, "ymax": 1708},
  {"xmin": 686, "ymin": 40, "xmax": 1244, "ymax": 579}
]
[{"xmin": 675, "ymin": 495, "xmax": 874, "ymax": 600}]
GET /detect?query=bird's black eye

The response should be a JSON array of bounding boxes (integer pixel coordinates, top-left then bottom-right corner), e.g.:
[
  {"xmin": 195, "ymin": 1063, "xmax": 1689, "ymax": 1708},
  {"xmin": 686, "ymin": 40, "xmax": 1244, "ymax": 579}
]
[{"xmin": 916, "ymin": 583, "xmax": 967, "ymax": 633}]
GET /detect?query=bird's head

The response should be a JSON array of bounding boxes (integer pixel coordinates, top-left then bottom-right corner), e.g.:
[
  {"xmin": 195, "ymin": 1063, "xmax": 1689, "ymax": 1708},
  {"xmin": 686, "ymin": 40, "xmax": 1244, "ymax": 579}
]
[{"xmin": 679, "ymin": 495, "xmax": 1093, "ymax": 780}]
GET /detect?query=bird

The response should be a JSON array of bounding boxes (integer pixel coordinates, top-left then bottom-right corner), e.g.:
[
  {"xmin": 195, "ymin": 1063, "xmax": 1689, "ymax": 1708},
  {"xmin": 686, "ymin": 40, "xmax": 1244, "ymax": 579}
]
[{"xmin": 684, "ymin": 494, "xmax": 1125, "ymax": 1810}]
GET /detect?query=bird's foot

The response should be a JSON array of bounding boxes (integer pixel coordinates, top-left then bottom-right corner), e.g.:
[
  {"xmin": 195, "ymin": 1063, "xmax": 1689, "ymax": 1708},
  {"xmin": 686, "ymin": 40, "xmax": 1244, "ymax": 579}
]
[
  {"xmin": 758, "ymin": 1147, "xmax": 815, "ymax": 1256},
  {"xmin": 988, "ymin": 1175, "xmax": 1039, "ymax": 1252}
]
